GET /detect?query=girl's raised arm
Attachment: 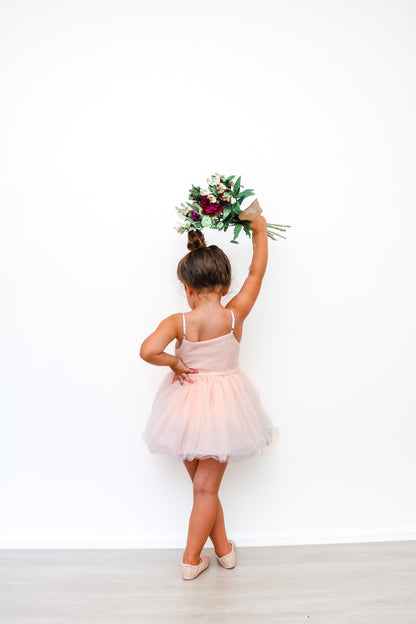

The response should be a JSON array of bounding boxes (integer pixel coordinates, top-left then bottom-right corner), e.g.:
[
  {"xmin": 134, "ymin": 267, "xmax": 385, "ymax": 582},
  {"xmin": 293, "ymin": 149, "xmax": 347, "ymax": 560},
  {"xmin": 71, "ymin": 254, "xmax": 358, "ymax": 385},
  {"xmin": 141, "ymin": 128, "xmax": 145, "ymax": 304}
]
[{"xmin": 226, "ymin": 214, "xmax": 268, "ymax": 320}]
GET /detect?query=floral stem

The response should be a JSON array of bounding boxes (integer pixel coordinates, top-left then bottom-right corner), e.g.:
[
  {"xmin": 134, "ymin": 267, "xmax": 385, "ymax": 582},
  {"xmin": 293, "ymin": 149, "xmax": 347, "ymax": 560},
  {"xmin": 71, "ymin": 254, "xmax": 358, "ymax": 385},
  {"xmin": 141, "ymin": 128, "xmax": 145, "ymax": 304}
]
[
  {"xmin": 267, "ymin": 222, "xmax": 291, "ymax": 230},
  {"xmin": 267, "ymin": 229, "xmax": 287, "ymax": 240}
]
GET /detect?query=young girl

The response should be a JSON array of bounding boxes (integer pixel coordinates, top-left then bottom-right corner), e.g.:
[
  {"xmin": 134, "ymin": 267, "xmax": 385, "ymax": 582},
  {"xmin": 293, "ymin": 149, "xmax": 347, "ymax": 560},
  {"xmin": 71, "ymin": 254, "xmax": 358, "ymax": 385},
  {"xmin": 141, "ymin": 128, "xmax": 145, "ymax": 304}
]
[{"xmin": 140, "ymin": 214, "xmax": 275, "ymax": 580}]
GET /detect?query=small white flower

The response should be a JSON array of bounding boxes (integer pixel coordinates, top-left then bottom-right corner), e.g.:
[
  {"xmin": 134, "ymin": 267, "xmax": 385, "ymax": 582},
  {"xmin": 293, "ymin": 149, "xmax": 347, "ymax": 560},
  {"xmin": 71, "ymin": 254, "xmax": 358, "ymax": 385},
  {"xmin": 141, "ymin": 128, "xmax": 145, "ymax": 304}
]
[
  {"xmin": 200, "ymin": 188, "xmax": 210, "ymax": 196},
  {"xmin": 216, "ymin": 183, "xmax": 226, "ymax": 193},
  {"xmin": 207, "ymin": 174, "xmax": 220, "ymax": 186},
  {"xmin": 230, "ymin": 197, "xmax": 237, "ymax": 204},
  {"xmin": 208, "ymin": 194, "xmax": 217, "ymax": 203}
]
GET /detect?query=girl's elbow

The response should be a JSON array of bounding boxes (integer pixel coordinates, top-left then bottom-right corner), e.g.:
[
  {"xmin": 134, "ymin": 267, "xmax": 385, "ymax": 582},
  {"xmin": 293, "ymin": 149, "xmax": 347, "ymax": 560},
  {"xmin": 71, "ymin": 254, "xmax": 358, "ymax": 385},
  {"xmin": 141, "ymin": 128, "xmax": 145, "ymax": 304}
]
[{"xmin": 140, "ymin": 343, "xmax": 151, "ymax": 362}]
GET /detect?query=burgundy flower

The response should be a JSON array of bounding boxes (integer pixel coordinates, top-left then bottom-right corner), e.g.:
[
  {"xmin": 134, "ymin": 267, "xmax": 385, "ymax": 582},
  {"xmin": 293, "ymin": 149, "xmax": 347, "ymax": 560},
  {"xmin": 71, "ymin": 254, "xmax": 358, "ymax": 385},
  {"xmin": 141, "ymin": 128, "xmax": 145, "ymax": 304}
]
[
  {"xmin": 189, "ymin": 210, "xmax": 201, "ymax": 222},
  {"xmin": 201, "ymin": 204, "xmax": 222, "ymax": 216},
  {"xmin": 200, "ymin": 195, "xmax": 226, "ymax": 217}
]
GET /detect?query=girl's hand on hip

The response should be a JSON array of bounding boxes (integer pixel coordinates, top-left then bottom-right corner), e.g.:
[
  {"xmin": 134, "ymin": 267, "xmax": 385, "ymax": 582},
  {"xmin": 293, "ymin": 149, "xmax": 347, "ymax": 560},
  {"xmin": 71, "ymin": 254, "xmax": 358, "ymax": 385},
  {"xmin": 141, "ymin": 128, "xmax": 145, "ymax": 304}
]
[{"xmin": 170, "ymin": 357, "xmax": 199, "ymax": 384}]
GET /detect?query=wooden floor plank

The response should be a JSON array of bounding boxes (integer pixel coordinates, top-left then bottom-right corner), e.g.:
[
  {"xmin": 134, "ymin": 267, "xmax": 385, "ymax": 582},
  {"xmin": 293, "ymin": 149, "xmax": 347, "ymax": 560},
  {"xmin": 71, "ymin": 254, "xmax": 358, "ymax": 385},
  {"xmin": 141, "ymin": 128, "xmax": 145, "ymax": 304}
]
[{"xmin": 0, "ymin": 541, "xmax": 415, "ymax": 623}]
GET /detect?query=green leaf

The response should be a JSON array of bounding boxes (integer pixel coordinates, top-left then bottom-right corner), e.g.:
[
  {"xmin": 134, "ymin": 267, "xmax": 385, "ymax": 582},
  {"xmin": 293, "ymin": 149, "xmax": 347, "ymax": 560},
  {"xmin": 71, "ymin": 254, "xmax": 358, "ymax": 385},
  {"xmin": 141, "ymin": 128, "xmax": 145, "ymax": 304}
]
[
  {"xmin": 233, "ymin": 176, "xmax": 241, "ymax": 195},
  {"xmin": 225, "ymin": 175, "xmax": 235, "ymax": 184},
  {"xmin": 243, "ymin": 223, "xmax": 252, "ymax": 237},
  {"xmin": 186, "ymin": 201, "xmax": 199, "ymax": 211},
  {"xmin": 222, "ymin": 205, "xmax": 232, "ymax": 219},
  {"xmin": 232, "ymin": 223, "xmax": 243, "ymax": 242},
  {"xmin": 238, "ymin": 189, "xmax": 256, "ymax": 202},
  {"xmin": 230, "ymin": 240, "xmax": 239, "ymax": 244}
]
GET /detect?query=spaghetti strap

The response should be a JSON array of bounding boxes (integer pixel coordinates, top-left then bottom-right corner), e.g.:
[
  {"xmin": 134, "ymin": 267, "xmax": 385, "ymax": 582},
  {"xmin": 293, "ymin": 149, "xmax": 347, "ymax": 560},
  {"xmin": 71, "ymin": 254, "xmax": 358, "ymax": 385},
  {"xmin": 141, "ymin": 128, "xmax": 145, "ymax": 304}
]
[
  {"xmin": 182, "ymin": 313, "xmax": 186, "ymax": 337},
  {"xmin": 229, "ymin": 308, "xmax": 235, "ymax": 333}
]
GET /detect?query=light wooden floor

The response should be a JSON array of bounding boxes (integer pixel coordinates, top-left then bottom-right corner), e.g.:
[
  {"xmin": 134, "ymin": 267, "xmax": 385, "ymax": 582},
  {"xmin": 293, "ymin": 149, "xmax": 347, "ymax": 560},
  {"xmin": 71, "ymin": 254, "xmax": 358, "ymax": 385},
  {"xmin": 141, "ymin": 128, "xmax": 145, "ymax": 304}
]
[{"xmin": 0, "ymin": 541, "xmax": 415, "ymax": 623}]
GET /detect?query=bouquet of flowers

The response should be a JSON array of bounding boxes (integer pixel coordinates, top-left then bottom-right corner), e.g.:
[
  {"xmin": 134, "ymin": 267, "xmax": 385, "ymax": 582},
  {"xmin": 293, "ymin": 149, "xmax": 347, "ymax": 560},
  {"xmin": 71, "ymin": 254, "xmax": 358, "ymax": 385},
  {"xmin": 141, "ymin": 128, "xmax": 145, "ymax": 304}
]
[{"xmin": 175, "ymin": 172, "xmax": 290, "ymax": 243}]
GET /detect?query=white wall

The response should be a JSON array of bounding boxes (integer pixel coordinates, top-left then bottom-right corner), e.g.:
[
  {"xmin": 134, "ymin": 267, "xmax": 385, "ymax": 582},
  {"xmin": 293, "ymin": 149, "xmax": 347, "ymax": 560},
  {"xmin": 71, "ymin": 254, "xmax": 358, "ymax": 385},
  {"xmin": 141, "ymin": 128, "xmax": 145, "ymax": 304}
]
[{"xmin": 1, "ymin": 0, "xmax": 415, "ymax": 548}]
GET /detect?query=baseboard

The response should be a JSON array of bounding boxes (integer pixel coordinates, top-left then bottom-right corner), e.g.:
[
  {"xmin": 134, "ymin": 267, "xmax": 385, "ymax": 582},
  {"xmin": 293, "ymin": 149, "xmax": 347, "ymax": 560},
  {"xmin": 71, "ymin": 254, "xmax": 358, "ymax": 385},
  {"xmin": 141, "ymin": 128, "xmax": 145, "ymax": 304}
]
[{"xmin": 1, "ymin": 527, "xmax": 415, "ymax": 549}]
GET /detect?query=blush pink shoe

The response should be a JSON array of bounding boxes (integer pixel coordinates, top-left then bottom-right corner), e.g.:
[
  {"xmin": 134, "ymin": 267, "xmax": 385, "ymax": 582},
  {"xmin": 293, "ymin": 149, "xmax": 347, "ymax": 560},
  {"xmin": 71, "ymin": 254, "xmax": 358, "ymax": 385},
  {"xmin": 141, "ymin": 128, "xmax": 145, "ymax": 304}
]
[
  {"xmin": 182, "ymin": 554, "xmax": 210, "ymax": 580},
  {"xmin": 216, "ymin": 540, "xmax": 236, "ymax": 569}
]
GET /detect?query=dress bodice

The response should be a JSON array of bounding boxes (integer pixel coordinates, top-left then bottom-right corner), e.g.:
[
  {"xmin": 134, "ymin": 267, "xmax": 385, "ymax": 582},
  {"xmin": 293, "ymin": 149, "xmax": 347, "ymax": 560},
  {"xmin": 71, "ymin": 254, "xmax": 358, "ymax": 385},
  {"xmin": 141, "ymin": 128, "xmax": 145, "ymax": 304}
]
[
  {"xmin": 175, "ymin": 309, "xmax": 240, "ymax": 374},
  {"xmin": 175, "ymin": 332, "xmax": 240, "ymax": 375}
]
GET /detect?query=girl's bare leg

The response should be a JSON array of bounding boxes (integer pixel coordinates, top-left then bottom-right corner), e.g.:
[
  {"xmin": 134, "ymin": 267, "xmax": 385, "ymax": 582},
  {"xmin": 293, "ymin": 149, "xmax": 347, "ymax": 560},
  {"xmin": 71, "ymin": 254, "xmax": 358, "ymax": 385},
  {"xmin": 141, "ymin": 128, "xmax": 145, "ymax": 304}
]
[
  {"xmin": 184, "ymin": 459, "xmax": 230, "ymax": 557},
  {"xmin": 182, "ymin": 458, "xmax": 230, "ymax": 565}
]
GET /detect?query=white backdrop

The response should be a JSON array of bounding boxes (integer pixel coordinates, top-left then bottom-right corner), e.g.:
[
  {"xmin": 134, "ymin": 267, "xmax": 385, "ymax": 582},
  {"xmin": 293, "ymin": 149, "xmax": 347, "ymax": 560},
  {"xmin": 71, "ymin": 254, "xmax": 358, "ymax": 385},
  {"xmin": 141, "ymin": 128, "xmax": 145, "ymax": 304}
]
[{"xmin": 1, "ymin": 0, "xmax": 415, "ymax": 548}]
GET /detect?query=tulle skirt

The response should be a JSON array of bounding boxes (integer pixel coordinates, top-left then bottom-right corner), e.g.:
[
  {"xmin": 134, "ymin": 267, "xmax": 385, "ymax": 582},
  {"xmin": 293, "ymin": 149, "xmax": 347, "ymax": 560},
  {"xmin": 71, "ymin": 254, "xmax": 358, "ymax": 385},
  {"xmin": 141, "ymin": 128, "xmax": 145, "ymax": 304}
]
[{"xmin": 142, "ymin": 369, "xmax": 277, "ymax": 463}]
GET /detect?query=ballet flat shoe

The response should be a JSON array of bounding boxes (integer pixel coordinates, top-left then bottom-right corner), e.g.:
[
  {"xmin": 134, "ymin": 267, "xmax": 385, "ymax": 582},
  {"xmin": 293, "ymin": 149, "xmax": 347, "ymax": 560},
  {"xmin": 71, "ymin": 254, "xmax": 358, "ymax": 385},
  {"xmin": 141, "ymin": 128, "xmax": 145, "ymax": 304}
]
[
  {"xmin": 216, "ymin": 540, "xmax": 236, "ymax": 569},
  {"xmin": 182, "ymin": 554, "xmax": 210, "ymax": 580}
]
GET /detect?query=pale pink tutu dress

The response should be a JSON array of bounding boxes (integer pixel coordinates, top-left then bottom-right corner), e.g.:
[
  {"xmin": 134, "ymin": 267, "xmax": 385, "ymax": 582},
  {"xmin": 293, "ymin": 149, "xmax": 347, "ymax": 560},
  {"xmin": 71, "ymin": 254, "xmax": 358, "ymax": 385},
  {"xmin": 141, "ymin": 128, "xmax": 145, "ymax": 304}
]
[{"xmin": 143, "ymin": 309, "xmax": 276, "ymax": 462}]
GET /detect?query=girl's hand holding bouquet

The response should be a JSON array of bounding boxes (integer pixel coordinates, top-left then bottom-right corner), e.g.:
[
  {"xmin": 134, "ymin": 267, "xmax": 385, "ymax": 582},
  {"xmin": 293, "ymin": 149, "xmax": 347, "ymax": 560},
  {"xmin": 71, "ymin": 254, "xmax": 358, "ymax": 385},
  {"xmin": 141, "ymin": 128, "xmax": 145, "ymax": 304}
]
[{"xmin": 249, "ymin": 214, "xmax": 268, "ymax": 234}]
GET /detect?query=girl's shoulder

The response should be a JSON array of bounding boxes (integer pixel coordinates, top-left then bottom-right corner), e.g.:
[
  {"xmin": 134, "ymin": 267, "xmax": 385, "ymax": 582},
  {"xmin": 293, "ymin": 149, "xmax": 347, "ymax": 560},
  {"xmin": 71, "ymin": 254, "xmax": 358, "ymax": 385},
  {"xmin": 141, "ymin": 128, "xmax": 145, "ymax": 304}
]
[
  {"xmin": 154, "ymin": 312, "xmax": 184, "ymax": 339},
  {"xmin": 165, "ymin": 312, "xmax": 184, "ymax": 329}
]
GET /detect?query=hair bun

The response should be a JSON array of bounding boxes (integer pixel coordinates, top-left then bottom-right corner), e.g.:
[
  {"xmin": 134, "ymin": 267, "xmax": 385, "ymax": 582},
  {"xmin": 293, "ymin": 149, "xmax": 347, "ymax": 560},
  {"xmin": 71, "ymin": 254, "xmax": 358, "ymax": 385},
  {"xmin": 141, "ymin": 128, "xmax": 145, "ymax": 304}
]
[{"xmin": 187, "ymin": 229, "xmax": 207, "ymax": 252}]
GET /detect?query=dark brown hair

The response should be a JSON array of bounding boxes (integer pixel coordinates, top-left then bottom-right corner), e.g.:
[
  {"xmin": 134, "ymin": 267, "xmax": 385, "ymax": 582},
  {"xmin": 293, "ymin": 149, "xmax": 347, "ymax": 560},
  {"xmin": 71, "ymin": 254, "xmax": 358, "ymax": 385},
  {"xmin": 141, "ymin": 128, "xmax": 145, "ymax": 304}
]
[{"xmin": 177, "ymin": 230, "xmax": 231, "ymax": 292}]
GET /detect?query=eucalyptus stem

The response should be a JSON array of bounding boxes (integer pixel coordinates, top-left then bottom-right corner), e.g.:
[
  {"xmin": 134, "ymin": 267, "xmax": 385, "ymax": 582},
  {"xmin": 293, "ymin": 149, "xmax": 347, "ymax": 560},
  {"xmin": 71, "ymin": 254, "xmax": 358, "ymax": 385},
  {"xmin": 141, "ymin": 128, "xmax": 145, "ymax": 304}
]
[
  {"xmin": 266, "ymin": 223, "xmax": 289, "ymax": 239},
  {"xmin": 267, "ymin": 229, "xmax": 286, "ymax": 240}
]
